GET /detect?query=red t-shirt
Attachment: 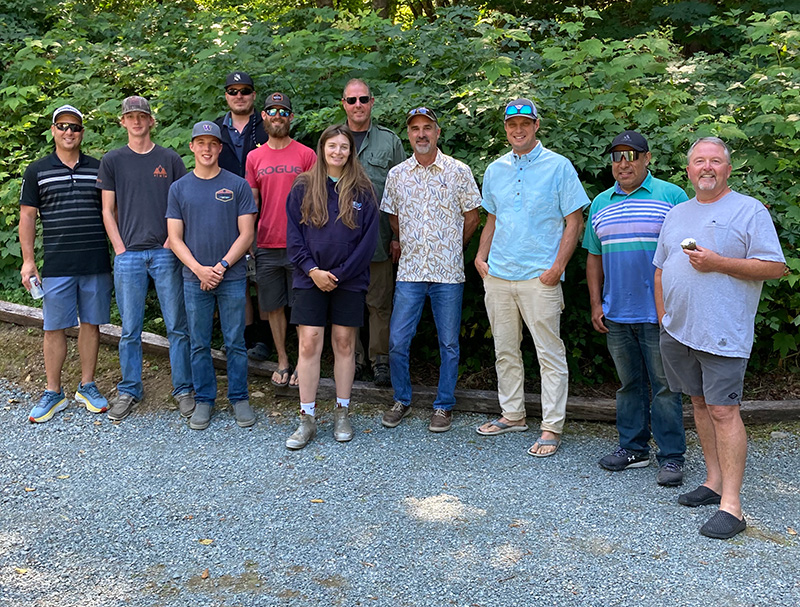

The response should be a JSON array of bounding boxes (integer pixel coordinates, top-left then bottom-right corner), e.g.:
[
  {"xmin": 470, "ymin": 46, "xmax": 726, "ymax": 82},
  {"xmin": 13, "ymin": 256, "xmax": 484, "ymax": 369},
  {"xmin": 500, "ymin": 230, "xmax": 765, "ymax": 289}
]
[{"xmin": 245, "ymin": 140, "xmax": 317, "ymax": 249}]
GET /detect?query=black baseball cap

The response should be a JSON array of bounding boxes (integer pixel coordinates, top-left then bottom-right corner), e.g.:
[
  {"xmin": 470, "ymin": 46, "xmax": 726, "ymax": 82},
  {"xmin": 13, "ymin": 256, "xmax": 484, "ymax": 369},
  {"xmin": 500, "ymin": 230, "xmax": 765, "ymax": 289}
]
[
  {"xmin": 264, "ymin": 92, "xmax": 292, "ymax": 111},
  {"xmin": 607, "ymin": 130, "xmax": 649, "ymax": 153},
  {"xmin": 225, "ymin": 72, "xmax": 254, "ymax": 88}
]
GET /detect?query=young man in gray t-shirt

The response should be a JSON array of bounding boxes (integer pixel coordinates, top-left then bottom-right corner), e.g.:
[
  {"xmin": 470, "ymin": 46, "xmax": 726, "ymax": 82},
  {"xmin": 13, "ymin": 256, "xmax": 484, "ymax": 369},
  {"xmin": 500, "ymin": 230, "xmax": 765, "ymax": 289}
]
[
  {"xmin": 98, "ymin": 96, "xmax": 193, "ymax": 421},
  {"xmin": 653, "ymin": 137, "xmax": 785, "ymax": 540}
]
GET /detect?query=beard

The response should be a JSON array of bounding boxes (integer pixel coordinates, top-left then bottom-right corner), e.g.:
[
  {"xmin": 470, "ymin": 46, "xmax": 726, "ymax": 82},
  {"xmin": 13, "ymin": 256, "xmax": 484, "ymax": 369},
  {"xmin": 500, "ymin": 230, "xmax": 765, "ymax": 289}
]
[
  {"xmin": 412, "ymin": 140, "xmax": 432, "ymax": 155},
  {"xmin": 266, "ymin": 120, "xmax": 290, "ymax": 138}
]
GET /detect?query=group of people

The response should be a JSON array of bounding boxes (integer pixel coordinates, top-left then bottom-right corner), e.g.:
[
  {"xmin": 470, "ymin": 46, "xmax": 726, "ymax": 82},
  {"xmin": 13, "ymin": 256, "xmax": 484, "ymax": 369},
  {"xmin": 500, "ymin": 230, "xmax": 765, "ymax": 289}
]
[{"xmin": 19, "ymin": 72, "xmax": 785, "ymax": 541}]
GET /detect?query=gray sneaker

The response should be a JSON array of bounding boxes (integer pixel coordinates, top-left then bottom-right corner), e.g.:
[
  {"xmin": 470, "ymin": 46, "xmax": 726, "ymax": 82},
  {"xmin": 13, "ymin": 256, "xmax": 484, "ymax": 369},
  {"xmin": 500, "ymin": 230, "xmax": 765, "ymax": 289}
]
[
  {"xmin": 373, "ymin": 363, "xmax": 391, "ymax": 387},
  {"xmin": 382, "ymin": 401, "xmax": 411, "ymax": 428},
  {"xmin": 333, "ymin": 406, "xmax": 353, "ymax": 442},
  {"xmin": 232, "ymin": 400, "xmax": 256, "ymax": 428},
  {"xmin": 657, "ymin": 461, "xmax": 684, "ymax": 487},
  {"xmin": 286, "ymin": 414, "xmax": 317, "ymax": 449},
  {"xmin": 107, "ymin": 392, "xmax": 140, "ymax": 421},
  {"xmin": 175, "ymin": 392, "xmax": 196, "ymax": 418},
  {"xmin": 189, "ymin": 402, "xmax": 213, "ymax": 430}
]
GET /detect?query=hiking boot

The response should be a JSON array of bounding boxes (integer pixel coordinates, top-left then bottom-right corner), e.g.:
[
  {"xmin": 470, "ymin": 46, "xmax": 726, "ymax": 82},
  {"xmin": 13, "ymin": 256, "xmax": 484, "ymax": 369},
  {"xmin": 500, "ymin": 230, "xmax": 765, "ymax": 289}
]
[
  {"xmin": 373, "ymin": 363, "xmax": 391, "ymax": 387},
  {"xmin": 75, "ymin": 382, "xmax": 108, "ymax": 413},
  {"xmin": 189, "ymin": 402, "xmax": 213, "ymax": 430},
  {"xmin": 107, "ymin": 392, "xmax": 140, "ymax": 422},
  {"xmin": 382, "ymin": 401, "xmax": 410, "ymax": 428},
  {"xmin": 286, "ymin": 413, "xmax": 317, "ymax": 449},
  {"xmin": 657, "ymin": 461, "xmax": 684, "ymax": 487},
  {"xmin": 333, "ymin": 406, "xmax": 353, "ymax": 442},
  {"xmin": 232, "ymin": 400, "xmax": 256, "ymax": 428},
  {"xmin": 175, "ymin": 392, "xmax": 196, "ymax": 418},
  {"xmin": 354, "ymin": 362, "xmax": 367, "ymax": 382},
  {"xmin": 29, "ymin": 389, "xmax": 69, "ymax": 423},
  {"xmin": 429, "ymin": 409, "xmax": 452, "ymax": 432},
  {"xmin": 598, "ymin": 447, "xmax": 650, "ymax": 471},
  {"xmin": 247, "ymin": 342, "xmax": 271, "ymax": 361}
]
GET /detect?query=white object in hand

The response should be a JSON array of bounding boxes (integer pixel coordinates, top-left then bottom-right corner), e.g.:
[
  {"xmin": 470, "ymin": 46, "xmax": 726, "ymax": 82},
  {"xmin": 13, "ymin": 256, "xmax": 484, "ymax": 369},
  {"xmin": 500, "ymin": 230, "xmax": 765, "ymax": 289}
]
[{"xmin": 680, "ymin": 237, "xmax": 697, "ymax": 251}]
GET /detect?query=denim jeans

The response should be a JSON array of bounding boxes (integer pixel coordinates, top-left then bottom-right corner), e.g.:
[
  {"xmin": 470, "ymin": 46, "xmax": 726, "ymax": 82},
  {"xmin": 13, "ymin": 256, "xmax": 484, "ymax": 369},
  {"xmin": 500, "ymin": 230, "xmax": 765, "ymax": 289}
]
[
  {"xmin": 606, "ymin": 319, "xmax": 685, "ymax": 464},
  {"xmin": 389, "ymin": 281, "xmax": 464, "ymax": 410},
  {"xmin": 114, "ymin": 248, "xmax": 192, "ymax": 400},
  {"xmin": 184, "ymin": 278, "xmax": 248, "ymax": 406}
]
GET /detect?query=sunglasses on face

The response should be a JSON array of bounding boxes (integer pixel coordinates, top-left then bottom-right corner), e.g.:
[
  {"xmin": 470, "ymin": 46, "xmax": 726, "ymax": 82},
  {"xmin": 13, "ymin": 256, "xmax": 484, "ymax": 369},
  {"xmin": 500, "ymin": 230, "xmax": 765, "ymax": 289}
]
[
  {"xmin": 226, "ymin": 87, "xmax": 254, "ymax": 96},
  {"xmin": 54, "ymin": 122, "xmax": 84, "ymax": 133},
  {"xmin": 265, "ymin": 108, "xmax": 290, "ymax": 117},
  {"xmin": 344, "ymin": 96, "xmax": 371, "ymax": 105},
  {"xmin": 505, "ymin": 105, "xmax": 536, "ymax": 118},
  {"xmin": 610, "ymin": 150, "xmax": 641, "ymax": 162}
]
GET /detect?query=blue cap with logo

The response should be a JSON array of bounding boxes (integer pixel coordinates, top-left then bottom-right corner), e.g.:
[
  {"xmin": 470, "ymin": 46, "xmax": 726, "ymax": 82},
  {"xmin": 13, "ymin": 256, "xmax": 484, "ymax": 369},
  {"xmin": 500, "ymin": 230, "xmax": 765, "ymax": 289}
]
[{"xmin": 191, "ymin": 120, "xmax": 222, "ymax": 141}]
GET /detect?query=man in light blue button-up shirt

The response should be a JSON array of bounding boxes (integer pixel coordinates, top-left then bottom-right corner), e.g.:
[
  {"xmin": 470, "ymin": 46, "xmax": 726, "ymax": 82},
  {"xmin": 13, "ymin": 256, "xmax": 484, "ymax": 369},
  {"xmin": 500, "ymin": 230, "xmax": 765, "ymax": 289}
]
[{"xmin": 475, "ymin": 98, "xmax": 590, "ymax": 457}]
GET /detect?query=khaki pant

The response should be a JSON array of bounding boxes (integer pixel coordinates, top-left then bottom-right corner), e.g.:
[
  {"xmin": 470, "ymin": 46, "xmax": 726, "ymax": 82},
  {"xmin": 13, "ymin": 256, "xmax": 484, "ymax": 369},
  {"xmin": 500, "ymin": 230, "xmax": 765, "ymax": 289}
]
[
  {"xmin": 484, "ymin": 274, "xmax": 568, "ymax": 434},
  {"xmin": 356, "ymin": 259, "xmax": 394, "ymax": 367}
]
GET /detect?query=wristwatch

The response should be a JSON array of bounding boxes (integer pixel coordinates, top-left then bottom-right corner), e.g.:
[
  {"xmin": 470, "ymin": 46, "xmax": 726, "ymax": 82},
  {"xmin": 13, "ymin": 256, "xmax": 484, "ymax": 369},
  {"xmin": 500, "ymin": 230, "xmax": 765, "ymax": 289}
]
[{"xmin": 219, "ymin": 259, "xmax": 229, "ymax": 270}]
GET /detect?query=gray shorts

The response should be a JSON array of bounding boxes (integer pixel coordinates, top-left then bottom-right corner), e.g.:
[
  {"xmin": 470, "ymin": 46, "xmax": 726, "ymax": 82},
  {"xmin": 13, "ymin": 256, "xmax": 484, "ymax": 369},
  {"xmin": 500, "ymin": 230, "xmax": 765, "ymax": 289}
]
[
  {"xmin": 255, "ymin": 248, "xmax": 294, "ymax": 312},
  {"xmin": 659, "ymin": 328, "xmax": 747, "ymax": 405}
]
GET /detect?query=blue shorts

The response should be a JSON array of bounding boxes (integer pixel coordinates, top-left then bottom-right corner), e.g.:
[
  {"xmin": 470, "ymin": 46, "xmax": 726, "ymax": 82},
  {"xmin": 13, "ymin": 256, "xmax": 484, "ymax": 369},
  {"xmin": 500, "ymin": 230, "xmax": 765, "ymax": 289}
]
[{"xmin": 42, "ymin": 273, "xmax": 112, "ymax": 331}]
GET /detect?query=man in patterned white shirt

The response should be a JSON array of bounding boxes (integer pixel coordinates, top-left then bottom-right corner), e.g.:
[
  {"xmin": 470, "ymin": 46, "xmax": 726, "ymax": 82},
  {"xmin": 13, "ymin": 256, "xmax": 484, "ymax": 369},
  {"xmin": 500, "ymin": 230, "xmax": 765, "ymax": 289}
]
[{"xmin": 380, "ymin": 107, "xmax": 481, "ymax": 432}]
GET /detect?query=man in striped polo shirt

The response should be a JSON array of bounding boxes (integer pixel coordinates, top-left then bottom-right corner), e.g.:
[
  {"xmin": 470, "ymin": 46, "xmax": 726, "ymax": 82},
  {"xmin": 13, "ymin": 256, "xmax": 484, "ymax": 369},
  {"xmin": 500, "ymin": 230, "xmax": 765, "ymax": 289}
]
[
  {"xmin": 19, "ymin": 104, "xmax": 113, "ymax": 423},
  {"xmin": 583, "ymin": 130, "xmax": 689, "ymax": 486}
]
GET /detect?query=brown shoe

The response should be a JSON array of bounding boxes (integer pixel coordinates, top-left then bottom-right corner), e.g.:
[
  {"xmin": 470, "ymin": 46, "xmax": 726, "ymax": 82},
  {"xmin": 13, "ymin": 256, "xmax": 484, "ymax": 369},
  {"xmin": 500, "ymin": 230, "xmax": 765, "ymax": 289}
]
[
  {"xmin": 429, "ymin": 409, "xmax": 452, "ymax": 432},
  {"xmin": 382, "ymin": 401, "xmax": 410, "ymax": 428}
]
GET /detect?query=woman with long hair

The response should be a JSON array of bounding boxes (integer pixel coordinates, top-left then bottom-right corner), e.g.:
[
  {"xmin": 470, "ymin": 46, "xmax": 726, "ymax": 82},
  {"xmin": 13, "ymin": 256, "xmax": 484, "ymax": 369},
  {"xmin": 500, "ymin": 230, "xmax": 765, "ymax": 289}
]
[{"xmin": 284, "ymin": 124, "xmax": 379, "ymax": 449}]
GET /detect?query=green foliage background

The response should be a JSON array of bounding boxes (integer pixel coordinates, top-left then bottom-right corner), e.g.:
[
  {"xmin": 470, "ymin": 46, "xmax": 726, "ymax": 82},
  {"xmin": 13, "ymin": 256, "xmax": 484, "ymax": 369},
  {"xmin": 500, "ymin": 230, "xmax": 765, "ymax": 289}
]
[{"xmin": 1, "ymin": 1, "xmax": 798, "ymax": 382}]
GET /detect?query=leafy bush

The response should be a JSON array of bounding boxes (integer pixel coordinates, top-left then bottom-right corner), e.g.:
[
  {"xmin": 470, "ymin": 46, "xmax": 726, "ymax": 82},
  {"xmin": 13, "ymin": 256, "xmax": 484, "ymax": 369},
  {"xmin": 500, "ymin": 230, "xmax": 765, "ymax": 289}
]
[{"xmin": 0, "ymin": 3, "xmax": 797, "ymax": 382}]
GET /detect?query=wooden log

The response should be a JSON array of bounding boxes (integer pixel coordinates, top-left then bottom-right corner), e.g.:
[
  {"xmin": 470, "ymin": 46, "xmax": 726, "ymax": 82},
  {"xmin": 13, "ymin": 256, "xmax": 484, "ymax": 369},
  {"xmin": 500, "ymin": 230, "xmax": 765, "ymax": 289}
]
[{"xmin": 3, "ymin": 300, "xmax": 800, "ymax": 424}]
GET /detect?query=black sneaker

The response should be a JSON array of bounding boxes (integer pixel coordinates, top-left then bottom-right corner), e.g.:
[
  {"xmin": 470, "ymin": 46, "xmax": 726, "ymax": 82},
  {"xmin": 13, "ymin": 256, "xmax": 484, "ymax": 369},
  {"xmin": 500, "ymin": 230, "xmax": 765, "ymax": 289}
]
[
  {"xmin": 373, "ymin": 363, "xmax": 391, "ymax": 387},
  {"xmin": 598, "ymin": 447, "xmax": 649, "ymax": 471},
  {"xmin": 657, "ymin": 461, "xmax": 684, "ymax": 486}
]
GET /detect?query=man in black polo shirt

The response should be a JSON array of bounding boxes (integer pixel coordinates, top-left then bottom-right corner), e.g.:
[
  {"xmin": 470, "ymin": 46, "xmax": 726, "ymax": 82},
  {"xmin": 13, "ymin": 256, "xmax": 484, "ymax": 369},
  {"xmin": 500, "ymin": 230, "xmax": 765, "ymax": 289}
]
[
  {"xmin": 214, "ymin": 70, "xmax": 271, "ymax": 361},
  {"xmin": 19, "ymin": 104, "xmax": 112, "ymax": 423}
]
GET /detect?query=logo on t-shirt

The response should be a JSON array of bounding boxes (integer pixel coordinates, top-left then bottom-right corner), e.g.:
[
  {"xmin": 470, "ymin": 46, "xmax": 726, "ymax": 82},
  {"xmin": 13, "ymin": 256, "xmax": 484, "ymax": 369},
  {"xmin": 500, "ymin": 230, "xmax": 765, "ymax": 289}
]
[
  {"xmin": 153, "ymin": 165, "xmax": 168, "ymax": 178},
  {"xmin": 256, "ymin": 165, "xmax": 302, "ymax": 176},
  {"xmin": 216, "ymin": 188, "xmax": 234, "ymax": 202},
  {"xmin": 352, "ymin": 200, "xmax": 362, "ymax": 211}
]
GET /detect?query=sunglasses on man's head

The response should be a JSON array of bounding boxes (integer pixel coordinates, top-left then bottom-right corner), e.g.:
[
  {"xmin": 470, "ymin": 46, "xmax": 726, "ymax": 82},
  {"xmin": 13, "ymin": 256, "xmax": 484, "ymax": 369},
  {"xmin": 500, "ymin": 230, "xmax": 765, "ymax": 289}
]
[
  {"xmin": 54, "ymin": 122, "xmax": 84, "ymax": 133},
  {"xmin": 505, "ymin": 105, "xmax": 535, "ymax": 118},
  {"xmin": 406, "ymin": 107, "xmax": 438, "ymax": 122},
  {"xmin": 344, "ymin": 96, "xmax": 371, "ymax": 105},
  {"xmin": 226, "ymin": 87, "xmax": 254, "ymax": 96},
  {"xmin": 265, "ymin": 108, "xmax": 291, "ymax": 117},
  {"xmin": 610, "ymin": 150, "xmax": 642, "ymax": 162}
]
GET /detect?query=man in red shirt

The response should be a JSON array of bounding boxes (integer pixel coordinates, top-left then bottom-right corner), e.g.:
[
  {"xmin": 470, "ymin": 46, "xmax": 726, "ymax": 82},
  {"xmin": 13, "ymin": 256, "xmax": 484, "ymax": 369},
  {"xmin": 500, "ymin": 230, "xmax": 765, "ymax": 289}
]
[{"xmin": 245, "ymin": 92, "xmax": 316, "ymax": 387}]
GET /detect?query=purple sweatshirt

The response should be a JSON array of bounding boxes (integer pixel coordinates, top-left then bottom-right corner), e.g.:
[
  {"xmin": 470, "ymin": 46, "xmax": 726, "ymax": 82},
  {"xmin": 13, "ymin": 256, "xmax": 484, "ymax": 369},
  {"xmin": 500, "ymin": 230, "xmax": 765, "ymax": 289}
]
[{"xmin": 286, "ymin": 178, "xmax": 378, "ymax": 292}]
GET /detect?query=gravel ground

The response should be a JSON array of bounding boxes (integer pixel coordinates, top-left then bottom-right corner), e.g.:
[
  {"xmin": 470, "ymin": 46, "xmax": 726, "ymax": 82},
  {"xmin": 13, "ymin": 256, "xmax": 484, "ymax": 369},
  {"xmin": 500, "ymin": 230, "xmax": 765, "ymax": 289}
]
[{"xmin": 1, "ymin": 378, "xmax": 799, "ymax": 607}]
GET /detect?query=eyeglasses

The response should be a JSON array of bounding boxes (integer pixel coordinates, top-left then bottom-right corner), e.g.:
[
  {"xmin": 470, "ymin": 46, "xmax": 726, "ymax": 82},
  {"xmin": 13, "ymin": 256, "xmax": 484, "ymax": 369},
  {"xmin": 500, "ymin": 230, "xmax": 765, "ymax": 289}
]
[
  {"xmin": 504, "ymin": 104, "xmax": 536, "ymax": 118},
  {"xmin": 610, "ymin": 150, "xmax": 641, "ymax": 162},
  {"xmin": 344, "ymin": 96, "xmax": 371, "ymax": 105},
  {"xmin": 54, "ymin": 122, "xmax": 84, "ymax": 133},
  {"xmin": 226, "ymin": 87, "xmax": 254, "ymax": 96},
  {"xmin": 265, "ymin": 108, "xmax": 291, "ymax": 117}
]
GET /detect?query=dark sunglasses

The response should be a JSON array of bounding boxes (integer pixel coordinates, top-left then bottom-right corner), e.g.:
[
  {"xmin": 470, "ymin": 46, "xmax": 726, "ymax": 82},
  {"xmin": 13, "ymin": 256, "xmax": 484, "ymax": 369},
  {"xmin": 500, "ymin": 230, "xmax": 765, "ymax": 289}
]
[
  {"xmin": 344, "ymin": 96, "xmax": 371, "ymax": 105},
  {"xmin": 226, "ymin": 87, "xmax": 254, "ymax": 96},
  {"xmin": 54, "ymin": 122, "xmax": 84, "ymax": 133},
  {"xmin": 504, "ymin": 104, "xmax": 536, "ymax": 118},
  {"xmin": 610, "ymin": 150, "xmax": 641, "ymax": 162},
  {"xmin": 265, "ymin": 108, "xmax": 291, "ymax": 117}
]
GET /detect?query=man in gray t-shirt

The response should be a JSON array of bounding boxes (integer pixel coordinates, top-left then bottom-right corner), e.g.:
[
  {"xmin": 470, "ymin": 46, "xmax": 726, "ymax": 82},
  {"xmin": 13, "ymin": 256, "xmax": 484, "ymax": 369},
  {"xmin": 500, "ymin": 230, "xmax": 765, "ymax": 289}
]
[
  {"xmin": 98, "ymin": 96, "xmax": 193, "ymax": 421},
  {"xmin": 653, "ymin": 137, "xmax": 785, "ymax": 540}
]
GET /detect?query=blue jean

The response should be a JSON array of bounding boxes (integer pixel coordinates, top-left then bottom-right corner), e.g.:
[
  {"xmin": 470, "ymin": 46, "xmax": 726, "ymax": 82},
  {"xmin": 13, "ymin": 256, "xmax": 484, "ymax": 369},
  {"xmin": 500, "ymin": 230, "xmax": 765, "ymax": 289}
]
[
  {"xmin": 389, "ymin": 281, "xmax": 464, "ymax": 410},
  {"xmin": 606, "ymin": 319, "xmax": 685, "ymax": 464},
  {"xmin": 184, "ymin": 279, "xmax": 248, "ymax": 406},
  {"xmin": 114, "ymin": 248, "xmax": 192, "ymax": 400}
]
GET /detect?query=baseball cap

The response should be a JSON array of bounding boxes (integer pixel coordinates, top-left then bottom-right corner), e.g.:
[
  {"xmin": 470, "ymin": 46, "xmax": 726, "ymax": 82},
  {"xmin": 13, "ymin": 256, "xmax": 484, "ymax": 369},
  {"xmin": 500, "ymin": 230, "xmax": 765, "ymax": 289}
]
[
  {"xmin": 191, "ymin": 120, "xmax": 222, "ymax": 141},
  {"xmin": 122, "ymin": 96, "xmax": 152, "ymax": 116},
  {"xmin": 607, "ymin": 130, "xmax": 649, "ymax": 153},
  {"xmin": 405, "ymin": 107, "xmax": 438, "ymax": 125},
  {"xmin": 504, "ymin": 98, "xmax": 537, "ymax": 121},
  {"xmin": 264, "ymin": 92, "xmax": 291, "ymax": 112},
  {"xmin": 52, "ymin": 104, "xmax": 83, "ymax": 123},
  {"xmin": 225, "ymin": 71, "xmax": 254, "ymax": 88}
]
